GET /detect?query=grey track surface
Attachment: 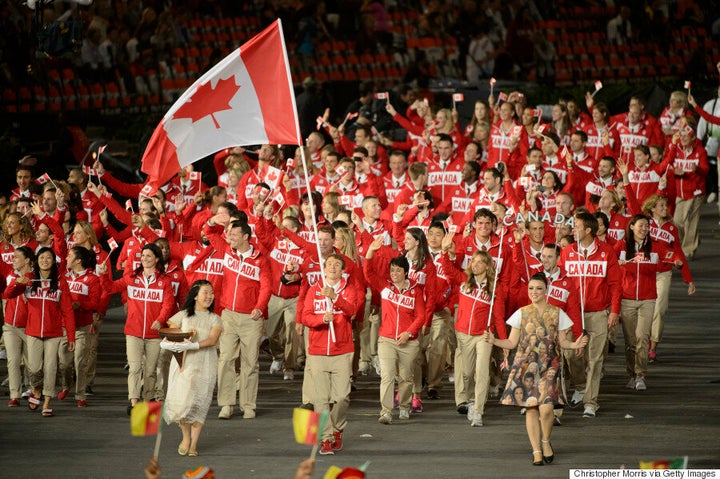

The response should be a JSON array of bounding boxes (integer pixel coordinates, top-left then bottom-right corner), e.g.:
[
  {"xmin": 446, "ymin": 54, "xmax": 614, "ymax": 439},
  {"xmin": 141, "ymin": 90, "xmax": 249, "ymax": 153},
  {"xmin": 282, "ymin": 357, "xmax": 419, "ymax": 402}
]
[{"xmin": 1, "ymin": 205, "xmax": 719, "ymax": 478}]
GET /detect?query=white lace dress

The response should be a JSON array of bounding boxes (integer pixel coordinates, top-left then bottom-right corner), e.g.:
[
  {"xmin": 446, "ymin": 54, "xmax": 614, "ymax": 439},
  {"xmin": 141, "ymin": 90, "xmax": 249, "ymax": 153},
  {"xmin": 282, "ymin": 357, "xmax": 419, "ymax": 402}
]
[{"xmin": 163, "ymin": 310, "xmax": 222, "ymax": 425}]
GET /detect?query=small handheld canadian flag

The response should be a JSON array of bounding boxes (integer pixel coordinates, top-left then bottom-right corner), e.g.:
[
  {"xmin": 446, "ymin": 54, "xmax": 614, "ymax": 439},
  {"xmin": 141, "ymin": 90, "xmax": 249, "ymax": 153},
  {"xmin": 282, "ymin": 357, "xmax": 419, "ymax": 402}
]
[
  {"xmin": 452, "ymin": 93, "xmax": 464, "ymax": 102},
  {"xmin": 531, "ymin": 108, "xmax": 542, "ymax": 118},
  {"xmin": 34, "ymin": 172, "xmax": 51, "ymax": 186},
  {"xmin": 107, "ymin": 236, "xmax": 119, "ymax": 252},
  {"xmin": 561, "ymin": 145, "xmax": 570, "ymax": 159},
  {"xmin": 489, "ymin": 77, "xmax": 497, "ymax": 86},
  {"xmin": 316, "ymin": 116, "xmax": 324, "ymax": 130},
  {"xmin": 271, "ymin": 187, "xmax": 286, "ymax": 208},
  {"xmin": 537, "ymin": 124, "xmax": 547, "ymax": 134},
  {"xmin": 374, "ymin": 92, "xmax": 389, "ymax": 100},
  {"xmin": 286, "ymin": 157, "xmax": 296, "ymax": 170},
  {"xmin": 82, "ymin": 165, "xmax": 98, "ymax": 176},
  {"xmin": 125, "ymin": 199, "xmax": 133, "ymax": 211},
  {"xmin": 188, "ymin": 171, "xmax": 201, "ymax": 181},
  {"xmin": 594, "ymin": 80, "xmax": 603, "ymax": 91},
  {"xmin": 334, "ymin": 165, "xmax": 348, "ymax": 178},
  {"xmin": 345, "ymin": 112, "xmax": 359, "ymax": 121},
  {"xmin": 98, "ymin": 144, "xmax": 108, "ymax": 155},
  {"xmin": 684, "ymin": 80, "xmax": 692, "ymax": 90},
  {"xmin": 498, "ymin": 92, "xmax": 508, "ymax": 102}
]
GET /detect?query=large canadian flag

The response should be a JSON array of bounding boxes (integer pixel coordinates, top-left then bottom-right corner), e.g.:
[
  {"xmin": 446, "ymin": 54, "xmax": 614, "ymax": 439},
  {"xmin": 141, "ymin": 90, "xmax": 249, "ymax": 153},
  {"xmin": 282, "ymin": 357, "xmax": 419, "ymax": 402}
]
[{"xmin": 140, "ymin": 20, "xmax": 301, "ymax": 193}]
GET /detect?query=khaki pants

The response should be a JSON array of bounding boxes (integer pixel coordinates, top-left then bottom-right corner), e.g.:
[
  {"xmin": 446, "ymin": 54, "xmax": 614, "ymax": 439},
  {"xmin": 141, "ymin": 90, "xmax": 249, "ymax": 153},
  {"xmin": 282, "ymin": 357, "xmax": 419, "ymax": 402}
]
[
  {"xmin": 583, "ymin": 310, "xmax": 609, "ymax": 410},
  {"xmin": 378, "ymin": 336, "xmax": 419, "ymax": 415},
  {"xmin": 267, "ymin": 295, "xmax": 300, "ymax": 371},
  {"xmin": 359, "ymin": 289, "xmax": 379, "ymax": 368},
  {"xmin": 621, "ymin": 299, "xmax": 654, "ymax": 378},
  {"xmin": 455, "ymin": 332, "xmax": 493, "ymax": 414},
  {"xmin": 85, "ymin": 314, "xmax": 103, "ymax": 387},
  {"xmin": 413, "ymin": 309, "xmax": 450, "ymax": 393},
  {"xmin": 562, "ymin": 330, "xmax": 586, "ymax": 391},
  {"xmin": 2, "ymin": 324, "xmax": 28, "ymax": 400},
  {"xmin": 217, "ymin": 309, "xmax": 263, "ymax": 412},
  {"xmin": 307, "ymin": 353, "xmax": 353, "ymax": 440},
  {"xmin": 153, "ymin": 349, "xmax": 171, "ymax": 401},
  {"xmin": 126, "ymin": 335, "xmax": 161, "ymax": 401},
  {"xmin": 673, "ymin": 195, "xmax": 704, "ymax": 257},
  {"xmin": 301, "ymin": 326, "xmax": 313, "ymax": 405},
  {"xmin": 651, "ymin": 271, "xmax": 672, "ymax": 344},
  {"xmin": 59, "ymin": 324, "xmax": 92, "ymax": 401},
  {"xmin": 27, "ymin": 335, "xmax": 62, "ymax": 397}
]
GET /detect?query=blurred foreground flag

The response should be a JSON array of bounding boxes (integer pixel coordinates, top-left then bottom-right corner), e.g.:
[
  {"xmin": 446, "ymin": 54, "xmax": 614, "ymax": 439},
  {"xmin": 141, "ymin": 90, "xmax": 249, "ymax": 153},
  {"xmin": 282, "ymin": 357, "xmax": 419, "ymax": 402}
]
[
  {"xmin": 130, "ymin": 401, "xmax": 162, "ymax": 436},
  {"xmin": 639, "ymin": 456, "xmax": 688, "ymax": 469},
  {"xmin": 293, "ymin": 408, "xmax": 327, "ymax": 445}
]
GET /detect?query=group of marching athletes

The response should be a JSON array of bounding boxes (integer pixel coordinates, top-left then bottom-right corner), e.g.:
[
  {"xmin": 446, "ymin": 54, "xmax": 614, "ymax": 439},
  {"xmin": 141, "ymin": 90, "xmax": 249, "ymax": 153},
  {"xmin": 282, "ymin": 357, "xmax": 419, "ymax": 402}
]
[{"xmin": 2, "ymin": 80, "xmax": 707, "ymax": 463}]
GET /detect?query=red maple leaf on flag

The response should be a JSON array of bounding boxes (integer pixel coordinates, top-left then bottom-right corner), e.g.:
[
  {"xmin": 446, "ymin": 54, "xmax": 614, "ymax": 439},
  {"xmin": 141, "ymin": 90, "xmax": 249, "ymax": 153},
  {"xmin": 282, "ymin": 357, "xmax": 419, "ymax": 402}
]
[{"xmin": 173, "ymin": 77, "xmax": 240, "ymax": 128}]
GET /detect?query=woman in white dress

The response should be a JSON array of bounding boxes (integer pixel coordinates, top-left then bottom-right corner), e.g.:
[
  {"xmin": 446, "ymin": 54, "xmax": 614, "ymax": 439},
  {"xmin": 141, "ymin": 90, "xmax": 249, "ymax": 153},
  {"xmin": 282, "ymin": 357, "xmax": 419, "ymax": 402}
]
[{"xmin": 160, "ymin": 280, "xmax": 223, "ymax": 457}]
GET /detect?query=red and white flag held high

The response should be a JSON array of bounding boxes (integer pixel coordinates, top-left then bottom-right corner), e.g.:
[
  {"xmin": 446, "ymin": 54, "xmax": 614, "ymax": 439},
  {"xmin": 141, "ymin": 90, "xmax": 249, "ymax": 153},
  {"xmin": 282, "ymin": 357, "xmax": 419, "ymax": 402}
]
[
  {"xmin": 140, "ymin": 20, "xmax": 301, "ymax": 195},
  {"xmin": 35, "ymin": 173, "xmax": 52, "ymax": 185}
]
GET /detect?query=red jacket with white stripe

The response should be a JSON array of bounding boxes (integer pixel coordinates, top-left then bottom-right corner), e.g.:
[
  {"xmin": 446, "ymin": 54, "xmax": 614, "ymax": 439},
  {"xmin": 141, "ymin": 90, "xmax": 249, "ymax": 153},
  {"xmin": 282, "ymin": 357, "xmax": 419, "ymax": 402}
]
[
  {"xmin": 439, "ymin": 252, "xmax": 507, "ymax": 338},
  {"xmin": 303, "ymin": 278, "xmax": 358, "ymax": 356},
  {"xmin": 205, "ymin": 225, "xmax": 272, "ymax": 316},
  {"xmin": 65, "ymin": 268, "xmax": 102, "ymax": 328},
  {"xmin": 558, "ymin": 240, "xmax": 622, "ymax": 314},
  {"xmin": 648, "ymin": 218, "xmax": 692, "ymax": 281},
  {"xmin": 103, "ymin": 269, "xmax": 175, "ymax": 339},
  {"xmin": 614, "ymin": 241, "xmax": 676, "ymax": 301},
  {"xmin": 8, "ymin": 276, "xmax": 75, "ymax": 341},
  {"xmin": 665, "ymin": 139, "xmax": 709, "ymax": 200}
]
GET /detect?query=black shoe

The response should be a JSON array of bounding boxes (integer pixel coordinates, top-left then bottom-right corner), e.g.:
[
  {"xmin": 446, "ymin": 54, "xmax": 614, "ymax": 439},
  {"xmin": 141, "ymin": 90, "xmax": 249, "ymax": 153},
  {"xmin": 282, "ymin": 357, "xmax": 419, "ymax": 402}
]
[
  {"xmin": 127, "ymin": 404, "xmax": 134, "ymax": 416},
  {"xmin": 608, "ymin": 341, "xmax": 616, "ymax": 354},
  {"xmin": 85, "ymin": 386, "xmax": 94, "ymax": 396},
  {"xmin": 427, "ymin": 388, "xmax": 439, "ymax": 399},
  {"xmin": 299, "ymin": 403, "xmax": 314, "ymax": 411},
  {"xmin": 457, "ymin": 402, "xmax": 469, "ymax": 415},
  {"xmin": 542, "ymin": 441, "xmax": 554, "ymax": 463}
]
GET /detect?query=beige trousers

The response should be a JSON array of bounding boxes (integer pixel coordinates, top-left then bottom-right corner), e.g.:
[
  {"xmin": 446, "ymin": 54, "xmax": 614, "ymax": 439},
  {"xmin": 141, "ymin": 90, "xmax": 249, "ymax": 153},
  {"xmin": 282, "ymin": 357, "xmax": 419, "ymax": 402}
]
[
  {"xmin": 2, "ymin": 324, "xmax": 28, "ymax": 399},
  {"xmin": 307, "ymin": 352, "xmax": 353, "ymax": 440},
  {"xmin": 358, "ymin": 289, "xmax": 379, "ymax": 367},
  {"xmin": 267, "ymin": 295, "xmax": 300, "ymax": 370},
  {"xmin": 59, "ymin": 324, "xmax": 92, "ymax": 400},
  {"xmin": 562, "ymin": 330, "xmax": 586, "ymax": 391},
  {"xmin": 125, "ymin": 335, "xmax": 161, "ymax": 401},
  {"xmin": 455, "ymin": 332, "xmax": 493, "ymax": 414},
  {"xmin": 217, "ymin": 309, "xmax": 263, "ymax": 412},
  {"xmin": 673, "ymin": 195, "xmax": 703, "ymax": 256},
  {"xmin": 85, "ymin": 314, "xmax": 103, "ymax": 387},
  {"xmin": 413, "ymin": 309, "xmax": 451, "ymax": 393},
  {"xmin": 582, "ymin": 310, "xmax": 609, "ymax": 410},
  {"xmin": 378, "ymin": 336, "xmax": 419, "ymax": 415},
  {"xmin": 651, "ymin": 270, "xmax": 673, "ymax": 344},
  {"xmin": 621, "ymin": 299, "xmax": 655, "ymax": 378},
  {"xmin": 27, "ymin": 335, "xmax": 62, "ymax": 397}
]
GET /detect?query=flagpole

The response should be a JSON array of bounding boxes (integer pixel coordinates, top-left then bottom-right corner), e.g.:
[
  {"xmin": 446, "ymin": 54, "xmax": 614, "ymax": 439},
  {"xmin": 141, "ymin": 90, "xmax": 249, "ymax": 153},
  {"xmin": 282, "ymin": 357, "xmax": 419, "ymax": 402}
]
[
  {"xmin": 486, "ymin": 221, "xmax": 506, "ymax": 329},
  {"xmin": 152, "ymin": 401, "xmax": 164, "ymax": 459},
  {"xmin": 278, "ymin": 18, "xmax": 335, "ymax": 343}
]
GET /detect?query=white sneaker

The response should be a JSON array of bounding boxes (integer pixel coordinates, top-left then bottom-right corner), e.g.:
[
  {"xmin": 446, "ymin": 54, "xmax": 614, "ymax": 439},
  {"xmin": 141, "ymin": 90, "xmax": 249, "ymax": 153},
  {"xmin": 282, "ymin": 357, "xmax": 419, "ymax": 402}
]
[
  {"xmin": 21, "ymin": 389, "xmax": 32, "ymax": 399},
  {"xmin": 466, "ymin": 402, "xmax": 475, "ymax": 421},
  {"xmin": 470, "ymin": 412, "xmax": 483, "ymax": 427},
  {"xmin": 372, "ymin": 358, "xmax": 381, "ymax": 376},
  {"xmin": 635, "ymin": 377, "xmax": 647, "ymax": 391},
  {"xmin": 570, "ymin": 389, "xmax": 585, "ymax": 407},
  {"xmin": 398, "ymin": 409, "xmax": 410, "ymax": 420},
  {"xmin": 0, "ymin": 349, "xmax": 6, "ymax": 360},
  {"xmin": 582, "ymin": 405, "xmax": 596, "ymax": 418},
  {"xmin": 707, "ymin": 192, "xmax": 717, "ymax": 203},
  {"xmin": 378, "ymin": 413, "xmax": 392, "ymax": 425},
  {"xmin": 358, "ymin": 364, "xmax": 369, "ymax": 376},
  {"xmin": 448, "ymin": 372, "xmax": 455, "ymax": 383},
  {"xmin": 243, "ymin": 409, "xmax": 256, "ymax": 419},
  {"xmin": 283, "ymin": 371, "xmax": 295, "ymax": 380},
  {"xmin": 218, "ymin": 405, "xmax": 234, "ymax": 419},
  {"xmin": 520, "ymin": 407, "xmax": 526, "ymax": 415},
  {"xmin": 625, "ymin": 377, "xmax": 637, "ymax": 389},
  {"xmin": 269, "ymin": 359, "xmax": 283, "ymax": 374}
]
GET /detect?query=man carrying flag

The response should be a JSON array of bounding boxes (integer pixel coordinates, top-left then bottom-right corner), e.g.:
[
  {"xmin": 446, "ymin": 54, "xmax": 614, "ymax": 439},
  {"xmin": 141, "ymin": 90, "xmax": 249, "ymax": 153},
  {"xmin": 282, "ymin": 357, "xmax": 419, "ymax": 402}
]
[{"xmin": 301, "ymin": 254, "xmax": 359, "ymax": 455}]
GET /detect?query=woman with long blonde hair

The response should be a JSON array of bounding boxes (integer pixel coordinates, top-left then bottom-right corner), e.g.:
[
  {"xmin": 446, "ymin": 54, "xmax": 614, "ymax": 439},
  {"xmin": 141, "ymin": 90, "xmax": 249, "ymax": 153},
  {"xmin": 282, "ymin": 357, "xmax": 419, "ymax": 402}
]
[{"xmin": 439, "ymin": 232, "xmax": 506, "ymax": 427}]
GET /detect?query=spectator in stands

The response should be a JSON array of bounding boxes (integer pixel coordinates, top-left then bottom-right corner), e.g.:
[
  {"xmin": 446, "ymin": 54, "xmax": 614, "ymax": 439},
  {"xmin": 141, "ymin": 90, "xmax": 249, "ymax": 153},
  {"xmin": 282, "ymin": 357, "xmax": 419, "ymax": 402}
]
[
  {"xmin": 532, "ymin": 31, "xmax": 555, "ymax": 87},
  {"xmin": 80, "ymin": 27, "xmax": 104, "ymax": 80},
  {"xmin": 607, "ymin": 6, "xmax": 632, "ymax": 45},
  {"xmin": 466, "ymin": 24, "xmax": 496, "ymax": 82}
]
